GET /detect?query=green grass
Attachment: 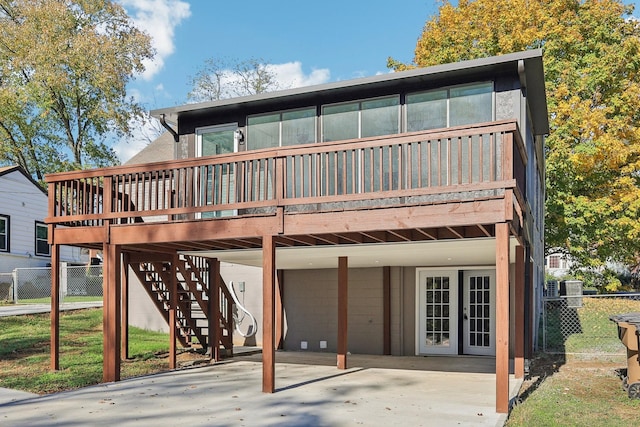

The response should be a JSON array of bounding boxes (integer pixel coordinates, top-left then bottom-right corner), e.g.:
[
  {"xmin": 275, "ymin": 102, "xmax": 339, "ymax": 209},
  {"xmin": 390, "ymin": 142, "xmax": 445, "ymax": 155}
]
[
  {"xmin": 14, "ymin": 295, "xmax": 103, "ymax": 304},
  {"xmin": 0, "ymin": 308, "xmax": 173, "ymax": 394},
  {"xmin": 507, "ymin": 356, "xmax": 640, "ymax": 426},
  {"xmin": 510, "ymin": 297, "xmax": 640, "ymax": 426}
]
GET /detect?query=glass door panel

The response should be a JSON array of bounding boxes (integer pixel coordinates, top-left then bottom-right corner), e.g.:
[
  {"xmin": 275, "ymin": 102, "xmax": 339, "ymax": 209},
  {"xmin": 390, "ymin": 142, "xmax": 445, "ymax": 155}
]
[
  {"xmin": 463, "ymin": 270, "xmax": 496, "ymax": 356},
  {"xmin": 416, "ymin": 269, "xmax": 458, "ymax": 355},
  {"xmin": 197, "ymin": 124, "xmax": 237, "ymax": 218}
]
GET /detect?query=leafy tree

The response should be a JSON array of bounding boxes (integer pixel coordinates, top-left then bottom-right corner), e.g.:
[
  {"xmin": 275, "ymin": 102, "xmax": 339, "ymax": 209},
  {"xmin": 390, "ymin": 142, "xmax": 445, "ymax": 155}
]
[
  {"xmin": 187, "ymin": 57, "xmax": 281, "ymax": 103},
  {"xmin": 389, "ymin": 0, "xmax": 640, "ymax": 269},
  {"xmin": 0, "ymin": 0, "xmax": 153, "ymax": 181}
]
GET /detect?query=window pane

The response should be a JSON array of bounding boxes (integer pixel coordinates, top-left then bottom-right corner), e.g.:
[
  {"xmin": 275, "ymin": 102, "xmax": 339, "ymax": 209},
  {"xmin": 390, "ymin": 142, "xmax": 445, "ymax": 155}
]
[
  {"xmin": 0, "ymin": 217, "xmax": 6, "ymax": 251},
  {"xmin": 406, "ymin": 90, "xmax": 447, "ymax": 131},
  {"xmin": 36, "ymin": 224, "xmax": 47, "ymax": 239},
  {"xmin": 361, "ymin": 97, "xmax": 399, "ymax": 137},
  {"xmin": 282, "ymin": 108, "xmax": 316, "ymax": 146},
  {"xmin": 449, "ymin": 83, "xmax": 492, "ymax": 127},
  {"xmin": 35, "ymin": 224, "xmax": 50, "ymax": 256},
  {"xmin": 248, "ymin": 113, "xmax": 280, "ymax": 150},
  {"xmin": 322, "ymin": 103, "xmax": 359, "ymax": 142},
  {"xmin": 201, "ymin": 129, "xmax": 235, "ymax": 156}
]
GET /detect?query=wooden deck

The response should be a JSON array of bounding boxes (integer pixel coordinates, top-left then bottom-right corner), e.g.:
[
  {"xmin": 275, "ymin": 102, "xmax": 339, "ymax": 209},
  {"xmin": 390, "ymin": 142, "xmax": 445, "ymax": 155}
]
[
  {"xmin": 45, "ymin": 120, "xmax": 529, "ymax": 414},
  {"xmin": 45, "ymin": 120, "xmax": 527, "ymax": 252}
]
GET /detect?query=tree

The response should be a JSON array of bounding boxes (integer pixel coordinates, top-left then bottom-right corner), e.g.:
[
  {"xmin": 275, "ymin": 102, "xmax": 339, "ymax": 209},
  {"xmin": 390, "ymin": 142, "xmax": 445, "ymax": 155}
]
[
  {"xmin": 187, "ymin": 57, "xmax": 281, "ymax": 103},
  {"xmin": 389, "ymin": 0, "xmax": 640, "ymax": 269},
  {"xmin": 0, "ymin": 0, "xmax": 153, "ymax": 181}
]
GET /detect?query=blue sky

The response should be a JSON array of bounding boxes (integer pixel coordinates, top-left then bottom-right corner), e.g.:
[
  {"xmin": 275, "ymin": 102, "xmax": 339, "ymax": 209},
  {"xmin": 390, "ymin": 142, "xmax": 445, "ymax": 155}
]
[
  {"xmin": 115, "ymin": 0, "xmax": 438, "ymax": 160},
  {"xmin": 114, "ymin": 0, "xmax": 640, "ymax": 161}
]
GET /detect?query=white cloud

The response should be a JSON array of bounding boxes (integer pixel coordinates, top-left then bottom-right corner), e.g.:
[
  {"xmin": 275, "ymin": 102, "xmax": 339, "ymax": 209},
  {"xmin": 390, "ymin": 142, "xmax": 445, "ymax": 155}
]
[
  {"xmin": 113, "ymin": 114, "xmax": 166, "ymax": 163},
  {"xmin": 118, "ymin": 0, "xmax": 191, "ymax": 80},
  {"xmin": 267, "ymin": 62, "xmax": 330, "ymax": 89}
]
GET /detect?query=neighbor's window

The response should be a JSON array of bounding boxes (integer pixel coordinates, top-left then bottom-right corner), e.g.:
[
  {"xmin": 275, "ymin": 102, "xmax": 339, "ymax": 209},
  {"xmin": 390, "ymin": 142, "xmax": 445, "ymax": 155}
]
[
  {"xmin": 322, "ymin": 96, "xmax": 400, "ymax": 142},
  {"xmin": 0, "ymin": 215, "xmax": 8, "ymax": 252},
  {"xmin": 35, "ymin": 221, "xmax": 50, "ymax": 257},
  {"xmin": 406, "ymin": 82, "xmax": 493, "ymax": 132},
  {"xmin": 247, "ymin": 107, "xmax": 316, "ymax": 149},
  {"xmin": 548, "ymin": 255, "xmax": 561, "ymax": 269}
]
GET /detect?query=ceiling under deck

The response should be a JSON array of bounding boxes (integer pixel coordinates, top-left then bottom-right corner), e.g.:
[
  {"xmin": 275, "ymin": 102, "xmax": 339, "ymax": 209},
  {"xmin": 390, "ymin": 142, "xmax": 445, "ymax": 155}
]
[{"xmin": 163, "ymin": 223, "xmax": 522, "ymax": 269}]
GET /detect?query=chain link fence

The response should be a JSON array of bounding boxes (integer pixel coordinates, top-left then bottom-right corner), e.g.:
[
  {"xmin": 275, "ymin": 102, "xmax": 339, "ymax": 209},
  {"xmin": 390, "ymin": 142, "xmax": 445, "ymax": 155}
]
[
  {"xmin": 542, "ymin": 293, "xmax": 640, "ymax": 357},
  {"xmin": 0, "ymin": 272, "xmax": 13, "ymax": 301},
  {"xmin": 6, "ymin": 265, "xmax": 103, "ymax": 303}
]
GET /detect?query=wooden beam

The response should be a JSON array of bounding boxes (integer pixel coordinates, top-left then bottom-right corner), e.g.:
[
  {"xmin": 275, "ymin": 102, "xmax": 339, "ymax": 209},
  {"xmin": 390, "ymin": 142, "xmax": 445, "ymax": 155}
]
[
  {"xmin": 50, "ymin": 243, "xmax": 60, "ymax": 371},
  {"xmin": 495, "ymin": 222, "xmax": 510, "ymax": 413},
  {"xmin": 477, "ymin": 224, "xmax": 492, "ymax": 237},
  {"xmin": 262, "ymin": 235, "xmax": 276, "ymax": 393},
  {"xmin": 52, "ymin": 226, "xmax": 106, "ymax": 245},
  {"xmin": 169, "ymin": 253, "xmax": 177, "ymax": 370},
  {"xmin": 103, "ymin": 242, "xmax": 122, "ymax": 382},
  {"xmin": 121, "ymin": 252, "xmax": 130, "ymax": 360},
  {"xmin": 515, "ymin": 245, "xmax": 525, "ymax": 379},
  {"xmin": 415, "ymin": 228, "xmax": 437, "ymax": 240},
  {"xmin": 383, "ymin": 266, "xmax": 391, "ymax": 355},
  {"xmin": 525, "ymin": 245, "xmax": 534, "ymax": 359},
  {"xmin": 337, "ymin": 256, "xmax": 349, "ymax": 370},
  {"xmin": 110, "ymin": 215, "xmax": 281, "ymax": 245},
  {"xmin": 446, "ymin": 226, "xmax": 464, "ymax": 239},
  {"xmin": 211, "ymin": 258, "xmax": 221, "ymax": 362},
  {"xmin": 284, "ymin": 200, "xmax": 507, "ymax": 235}
]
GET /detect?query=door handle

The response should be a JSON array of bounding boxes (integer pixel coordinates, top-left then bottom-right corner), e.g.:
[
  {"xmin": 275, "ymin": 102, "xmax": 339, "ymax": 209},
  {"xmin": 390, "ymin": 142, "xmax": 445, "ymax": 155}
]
[{"xmin": 463, "ymin": 314, "xmax": 468, "ymax": 320}]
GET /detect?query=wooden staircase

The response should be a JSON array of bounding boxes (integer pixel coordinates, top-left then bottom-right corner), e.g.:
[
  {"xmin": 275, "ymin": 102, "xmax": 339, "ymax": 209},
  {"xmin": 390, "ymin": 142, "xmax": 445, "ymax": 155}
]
[{"xmin": 129, "ymin": 253, "xmax": 234, "ymax": 354}]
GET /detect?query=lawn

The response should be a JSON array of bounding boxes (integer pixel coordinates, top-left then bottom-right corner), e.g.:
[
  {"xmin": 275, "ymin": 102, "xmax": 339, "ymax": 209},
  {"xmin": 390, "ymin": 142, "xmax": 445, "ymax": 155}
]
[
  {"xmin": 509, "ymin": 296, "xmax": 640, "ymax": 426},
  {"xmin": 507, "ymin": 354, "xmax": 640, "ymax": 427},
  {"xmin": 0, "ymin": 308, "xmax": 182, "ymax": 394}
]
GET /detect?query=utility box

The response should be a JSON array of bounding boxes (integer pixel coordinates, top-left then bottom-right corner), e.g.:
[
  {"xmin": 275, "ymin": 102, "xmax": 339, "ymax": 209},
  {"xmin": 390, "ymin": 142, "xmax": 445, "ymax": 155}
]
[
  {"xmin": 560, "ymin": 280, "xmax": 583, "ymax": 308},
  {"xmin": 545, "ymin": 280, "xmax": 559, "ymax": 298}
]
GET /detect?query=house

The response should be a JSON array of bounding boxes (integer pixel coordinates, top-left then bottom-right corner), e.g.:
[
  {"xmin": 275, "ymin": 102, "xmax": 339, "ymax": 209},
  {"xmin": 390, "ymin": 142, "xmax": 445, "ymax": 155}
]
[
  {"xmin": 0, "ymin": 165, "xmax": 85, "ymax": 272},
  {"xmin": 45, "ymin": 49, "xmax": 549, "ymax": 414},
  {"xmin": 545, "ymin": 251, "xmax": 571, "ymax": 278}
]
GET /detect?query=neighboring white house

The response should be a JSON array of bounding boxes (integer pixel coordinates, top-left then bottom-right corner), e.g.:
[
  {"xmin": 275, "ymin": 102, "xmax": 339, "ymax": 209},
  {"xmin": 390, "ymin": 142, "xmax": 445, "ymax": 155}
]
[
  {"xmin": 0, "ymin": 165, "xmax": 86, "ymax": 272},
  {"xmin": 545, "ymin": 252, "xmax": 572, "ymax": 278}
]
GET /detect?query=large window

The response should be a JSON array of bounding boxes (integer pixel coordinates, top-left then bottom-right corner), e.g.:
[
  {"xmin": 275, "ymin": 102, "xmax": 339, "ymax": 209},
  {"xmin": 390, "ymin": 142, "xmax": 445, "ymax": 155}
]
[
  {"xmin": 406, "ymin": 82, "xmax": 493, "ymax": 132},
  {"xmin": 247, "ymin": 107, "xmax": 316, "ymax": 149},
  {"xmin": 322, "ymin": 96, "xmax": 400, "ymax": 142},
  {"xmin": 35, "ymin": 221, "xmax": 50, "ymax": 257},
  {"xmin": 0, "ymin": 215, "xmax": 8, "ymax": 252}
]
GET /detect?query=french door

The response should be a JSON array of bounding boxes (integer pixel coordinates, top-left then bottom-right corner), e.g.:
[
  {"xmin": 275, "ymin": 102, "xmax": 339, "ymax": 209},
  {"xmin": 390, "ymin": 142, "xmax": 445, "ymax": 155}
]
[
  {"xmin": 462, "ymin": 269, "xmax": 496, "ymax": 356},
  {"xmin": 416, "ymin": 269, "xmax": 458, "ymax": 355},
  {"xmin": 417, "ymin": 268, "xmax": 496, "ymax": 356}
]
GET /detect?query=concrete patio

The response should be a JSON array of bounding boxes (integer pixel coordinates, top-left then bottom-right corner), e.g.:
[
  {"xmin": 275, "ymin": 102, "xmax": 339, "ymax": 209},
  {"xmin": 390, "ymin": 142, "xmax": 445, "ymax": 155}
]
[{"xmin": 0, "ymin": 351, "xmax": 520, "ymax": 426}]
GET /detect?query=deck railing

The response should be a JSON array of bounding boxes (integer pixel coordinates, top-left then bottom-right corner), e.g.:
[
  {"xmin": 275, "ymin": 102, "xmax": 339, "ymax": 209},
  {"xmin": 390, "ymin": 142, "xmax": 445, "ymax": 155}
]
[{"xmin": 45, "ymin": 121, "xmax": 526, "ymax": 227}]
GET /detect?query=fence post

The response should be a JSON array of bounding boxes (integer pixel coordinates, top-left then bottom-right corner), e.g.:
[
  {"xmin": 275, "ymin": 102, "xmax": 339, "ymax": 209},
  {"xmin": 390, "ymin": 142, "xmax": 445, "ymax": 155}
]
[{"xmin": 12, "ymin": 269, "xmax": 17, "ymax": 303}]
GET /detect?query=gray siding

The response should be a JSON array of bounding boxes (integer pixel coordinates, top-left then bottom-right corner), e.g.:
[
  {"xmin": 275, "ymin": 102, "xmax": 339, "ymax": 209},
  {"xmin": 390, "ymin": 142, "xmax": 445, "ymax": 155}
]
[
  {"xmin": 283, "ymin": 268, "xmax": 384, "ymax": 354},
  {"xmin": 0, "ymin": 169, "xmax": 85, "ymax": 272}
]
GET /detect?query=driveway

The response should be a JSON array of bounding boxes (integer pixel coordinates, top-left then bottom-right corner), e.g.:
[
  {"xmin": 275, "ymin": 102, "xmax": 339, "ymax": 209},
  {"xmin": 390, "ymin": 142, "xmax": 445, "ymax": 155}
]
[{"xmin": 0, "ymin": 352, "xmax": 518, "ymax": 426}]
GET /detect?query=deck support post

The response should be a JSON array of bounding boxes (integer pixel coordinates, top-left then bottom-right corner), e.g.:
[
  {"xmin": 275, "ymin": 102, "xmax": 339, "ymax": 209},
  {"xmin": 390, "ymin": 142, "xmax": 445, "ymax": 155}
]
[
  {"xmin": 50, "ymin": 243, "xmax": 60, "ymax": 371},
  {"xmin": 337, "ymin": 256, "xmax": 349, "ymax": 370},
  {"xmin": 121, "ymin": 252, "xmax": 130, "ymax": 360},
  {"xmin": 103, "ymin": 242, "xmax": 122, "ymax": 382},
  {"xmin": 525, "ymin": 245, "xmax": 534, "ymax": 359},
  {"xmin": 495, "ymin": 222, "xmax": 510, "ymax": 413},
  {"xmin": 262, "ymin": 235, "xmax": 276, "ymax": 393},
  {"xmin": 515, "ymin": 245, "xmax": 525, "ymax": 379},
  {"xmin": 211, "ymin": 258, "xmax": 221, "ymax": 361},
  {"xmin": 169, "ymin": 253, "xmax": 178, "ymax": 370},
  {"xmin": 383, "ymin": 266, "xmax": 391, "ymax": 355}
]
